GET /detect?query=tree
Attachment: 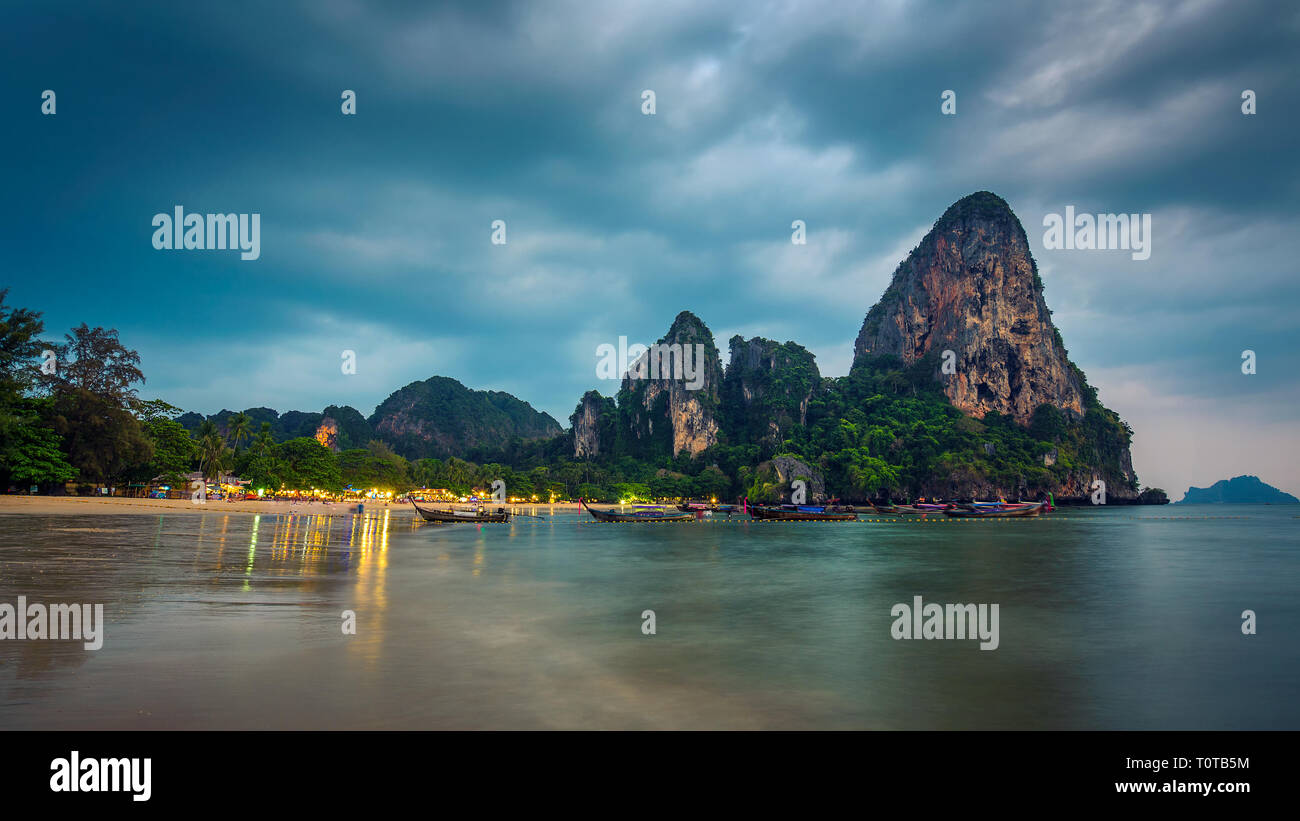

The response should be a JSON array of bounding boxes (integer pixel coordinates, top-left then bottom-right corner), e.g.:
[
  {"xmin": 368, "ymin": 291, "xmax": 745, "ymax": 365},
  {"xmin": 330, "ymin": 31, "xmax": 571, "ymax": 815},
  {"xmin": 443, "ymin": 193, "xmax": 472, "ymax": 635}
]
[
  {"xmin": 576, "ymin": 482, "xmax": 609, "ymax": 501},
  {"xmin": 338, "ymin": 442, "xmax": 411, "ymax": 493},
  {"xmin": 227, "ymin": 411, "xmax": 251, "ymax": 454},
  {"xmin": 35, "ymin": 323, "xmax": 153, "ymax": 486},
  {"xmin": 276, "ymin": 437, "xmax": 342, "ymax": 492},
  {"xmin": 48, "ymin": 389, "xmax": 152, "ymax": 484},
  {"xmin": 1, "ymin": 403, "xmax": 77, "ymax": 488},
  {"xmin": 692, "ymin": 466, "xmax": 732, "ymax": 501},
  {"xmin": 195, "ymin": 420, "xmax": 229, "ymax": 481},
  {"xmin": 411, "ymin": 458, "xmax": 444, "ymax": 488},
  {"xmin": 135, "ymin": 415, "xmax": 197, "ymax": 489},
  {"xmin": 611, "ymin": 482, "xmax": 653, "ymax": 503},
  {"xmin": 442, "ymin": 457, "xmax": 474, "ymax": 492},
  {"xmin": 45, "ymin": 323, "xmax": 145, "ymax": 407},
  {"xmin": 251, "ymin": 422, "xmax": 274, "ymax": 454},
  {"xmin": 0, "ymin": 294, "xmax": 69, "ymax": 490},
  {"xmin": 137, "ymin": 398, "xmax": 184, "ymax": 423},
  {"xmin": 0, "ymin": 289, "xmax": 49, "ymax": 396}
]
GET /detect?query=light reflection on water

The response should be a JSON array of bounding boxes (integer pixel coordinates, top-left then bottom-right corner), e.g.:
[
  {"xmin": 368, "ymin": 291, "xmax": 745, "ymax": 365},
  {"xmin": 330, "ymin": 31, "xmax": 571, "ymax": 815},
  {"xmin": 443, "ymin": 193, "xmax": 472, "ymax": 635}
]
[{"xmin": 0, "ymin": 506, "xmax": 1297, "ymax": 729}]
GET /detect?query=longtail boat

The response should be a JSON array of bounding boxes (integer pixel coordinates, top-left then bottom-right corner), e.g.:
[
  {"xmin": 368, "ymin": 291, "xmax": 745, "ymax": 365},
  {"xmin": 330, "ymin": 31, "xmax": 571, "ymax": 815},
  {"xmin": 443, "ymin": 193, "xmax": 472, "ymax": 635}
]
[
  {"xmin": 676, "ymin": 502, "xmax": 739, "ymax": 514},
  {"xmin": 411, "ymin": 499, "xmax": 511, "ymax": 523},
  {"xmin": 580, "ymin": 498, "xmax": 694, "ymax": 523},
  {"xmin": 748, "ymin": 504, "xmax": 858, "ymax": 521},
  {"xmin": 943, "ymin": 502, "xmax": 1044, "ymax": 518},
  {"xmin": 871, "ymin": 503, "xmax": 935, "ymax": 515}
]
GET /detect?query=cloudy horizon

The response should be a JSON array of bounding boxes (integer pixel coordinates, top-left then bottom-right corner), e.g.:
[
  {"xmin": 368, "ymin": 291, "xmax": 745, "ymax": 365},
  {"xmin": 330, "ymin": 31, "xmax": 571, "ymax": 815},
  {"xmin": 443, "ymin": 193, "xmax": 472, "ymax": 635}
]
[{"xmin": 5, "ymin": 0, "xmax": 1298, "ymax": 498}]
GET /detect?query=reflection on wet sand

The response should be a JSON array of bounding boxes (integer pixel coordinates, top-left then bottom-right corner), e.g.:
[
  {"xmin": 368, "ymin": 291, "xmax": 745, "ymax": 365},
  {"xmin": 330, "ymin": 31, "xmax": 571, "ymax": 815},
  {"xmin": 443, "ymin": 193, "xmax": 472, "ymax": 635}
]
[{"xmin": 0, "ymin": 511, "xmax": 397, "ymax": 687}]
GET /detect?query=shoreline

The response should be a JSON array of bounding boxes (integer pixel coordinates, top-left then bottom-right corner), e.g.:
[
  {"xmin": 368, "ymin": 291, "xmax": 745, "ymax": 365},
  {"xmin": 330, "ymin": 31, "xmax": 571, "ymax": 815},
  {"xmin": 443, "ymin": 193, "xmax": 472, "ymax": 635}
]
[{"xmin": 0, "ymin": 496, "xmax": 583, "ymax": 517}]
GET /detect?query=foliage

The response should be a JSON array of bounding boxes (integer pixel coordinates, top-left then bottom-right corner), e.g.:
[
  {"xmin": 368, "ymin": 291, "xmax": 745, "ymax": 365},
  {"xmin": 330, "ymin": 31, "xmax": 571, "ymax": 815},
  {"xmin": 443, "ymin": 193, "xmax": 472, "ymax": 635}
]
[
  {"xmin": 0, "ymin": 399, "xmax": 77, "ymax": 487},
  {"xmin": 135, "ymin": 415, "xmax": 197, "ymax": 488},
  {"xmin": 339, "ymin": 440, "xmax": 412, "ymax": 492},
  {"xmin": 275, "ymin": 437, "xmax": 343, "ymax": 493}
]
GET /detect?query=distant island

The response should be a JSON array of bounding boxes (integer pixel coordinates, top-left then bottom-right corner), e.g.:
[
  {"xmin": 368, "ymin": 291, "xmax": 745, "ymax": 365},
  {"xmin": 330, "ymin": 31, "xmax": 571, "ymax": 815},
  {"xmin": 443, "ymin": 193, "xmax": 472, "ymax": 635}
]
[{"xmin": 1176, "ymin": 476, "xmax": 1299, "ymax": 504}]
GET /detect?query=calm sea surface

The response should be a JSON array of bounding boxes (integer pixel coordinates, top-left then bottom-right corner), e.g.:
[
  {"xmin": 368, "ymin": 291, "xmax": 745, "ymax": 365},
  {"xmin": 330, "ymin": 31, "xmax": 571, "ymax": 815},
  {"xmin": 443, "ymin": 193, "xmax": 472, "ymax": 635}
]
[{"xmin": 0, "ymin": 504, "xmax": 1296, "ymax": 729}]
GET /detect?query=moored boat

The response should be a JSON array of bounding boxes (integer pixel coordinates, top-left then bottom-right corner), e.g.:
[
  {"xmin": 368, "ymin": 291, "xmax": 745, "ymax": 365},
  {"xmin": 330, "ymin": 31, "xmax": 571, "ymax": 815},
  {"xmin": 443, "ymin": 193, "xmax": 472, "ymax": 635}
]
[
  {"xmin": 942, "ymin": 502, "xmax": 1044, "ymax": 518},
  {"xmin": 748, "ymin": 504, "xmax": 858, "ymax": 521},
  {"xmin": 871, "ymin": 503, "xmax": 936, "ymax": 515},
  {"xmin": 580, "ymin": 498, "xmax": 694, "ymax": 523},
  {"xmin": 676, "ymin": 502, "xmax": 739, "ymax": 515},
  {"xmin": 411, "ymin": 499, "xmax": 511, "ymax": 523}
]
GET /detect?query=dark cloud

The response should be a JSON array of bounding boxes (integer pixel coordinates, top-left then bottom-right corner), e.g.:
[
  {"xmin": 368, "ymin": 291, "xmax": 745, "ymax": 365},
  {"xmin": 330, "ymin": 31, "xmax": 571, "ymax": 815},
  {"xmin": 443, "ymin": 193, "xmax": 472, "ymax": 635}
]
[{"xmin": 3, "ymin": 0, "xmax": 1296, "ymax": 494}]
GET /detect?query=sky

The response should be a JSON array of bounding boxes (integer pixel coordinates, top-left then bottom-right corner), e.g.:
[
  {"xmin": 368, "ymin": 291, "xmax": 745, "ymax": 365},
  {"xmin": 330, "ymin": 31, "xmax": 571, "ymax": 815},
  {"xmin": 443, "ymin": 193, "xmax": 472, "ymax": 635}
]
[{"xmin": 3, "ymin": 0, "xmax": 1298, "ymax": 497}]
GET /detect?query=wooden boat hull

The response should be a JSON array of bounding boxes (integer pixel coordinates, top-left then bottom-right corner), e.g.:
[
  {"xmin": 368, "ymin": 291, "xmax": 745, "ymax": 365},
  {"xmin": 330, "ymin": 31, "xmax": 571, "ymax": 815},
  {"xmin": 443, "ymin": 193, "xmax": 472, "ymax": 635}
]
[
  {"xmin": 943, "ymin": 502, "xmax": 1044, "ymax": 518},
  {"xmin": 411, "ymin": 500, "xmax": 510, "ymax": 523},
  {"xmin": 871, "ymin": 504, "xmax": 933, "ymax": 515},
  {"xmin": 749, "ymin": 506, "xmax": 857, "ymax": 521},
  {"xmin": 581, "ymin": 499, "xmax": 693, "ymax": 522},
  {"xmin": 677, "ymin": 503, "xmax": 739, "ymax": 514}
]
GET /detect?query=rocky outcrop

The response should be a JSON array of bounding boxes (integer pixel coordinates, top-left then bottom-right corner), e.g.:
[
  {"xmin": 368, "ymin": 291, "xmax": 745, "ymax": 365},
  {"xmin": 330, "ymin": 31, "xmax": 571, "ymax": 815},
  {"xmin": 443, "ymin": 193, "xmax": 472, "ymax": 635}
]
[
  {"xmin": 854, "ymin": 191, "xmax": 1085, "ymax": 424},
  {"xmin": 721, "ymin": 336, "xmax": 821, "ymax": 447},
  {"xmin": 753, "ymin": 454, "xmax": 827, "ymax": 503},
  {"xmin": 570, "ymin": 390, "xmax": 615, "ymax": 459},
  {"xmin": 314, "ymin": 418, "xmax": 339, "ymax": 451},
  {"xmin": 617, "ymin": 311, "xmax": 724, "ymax": 457}
]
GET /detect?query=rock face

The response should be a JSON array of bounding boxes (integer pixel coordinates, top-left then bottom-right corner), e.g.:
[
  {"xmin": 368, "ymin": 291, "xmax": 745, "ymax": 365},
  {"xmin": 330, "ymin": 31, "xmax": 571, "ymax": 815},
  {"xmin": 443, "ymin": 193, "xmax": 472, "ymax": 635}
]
[
  {"xmin": 314, "ymin": 418, "xmax": 339, "ymax": 451},
  {"xmin": 721, "ymin": 336, "xmax": 821, "ymax": 447},
  {"xmin": 754, "ymin": 454, "xmax": 827, "ymax": 503},
  {"xmin": 569, "ymin": 390, "xmax": 615, "ymax": 459},
  {"xmin": 854, "ymin": 191, "xmax": 1085, "ymax": 424},
  {"xmin": 617, "ymin": 311, "xmax": 724, "ymax": 458},
  {"xmin": 369, "ymin": 376, "xmax": 562, "ymax": 460}
]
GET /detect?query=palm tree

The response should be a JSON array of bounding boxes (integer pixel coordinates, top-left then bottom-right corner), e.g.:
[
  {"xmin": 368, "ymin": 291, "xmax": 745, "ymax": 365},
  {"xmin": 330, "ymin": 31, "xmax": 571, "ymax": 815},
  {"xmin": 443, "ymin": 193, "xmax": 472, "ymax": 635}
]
[
  {"xmin": 251, "ymin": 422, "xmax": 274, "ymax": 455},
  {"xmin": 227, "ymin": 412, "xmax": 251, "ymax": 454},
  {"xmin": 195, "ymin": 418, "xmax": 218, "ymax": 450},
  {"xmin": 195, "ymin": 419, "xmax": 229, "ymax": 481}
]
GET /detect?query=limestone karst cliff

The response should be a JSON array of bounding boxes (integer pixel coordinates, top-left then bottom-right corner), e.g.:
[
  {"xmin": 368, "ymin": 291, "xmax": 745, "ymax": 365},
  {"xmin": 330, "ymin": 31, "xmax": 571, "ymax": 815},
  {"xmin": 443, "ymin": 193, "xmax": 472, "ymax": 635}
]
[
  {"xmin": 614, "ymin": 311, "xmax": 724, "ymax": 458},
  {"xmin": 569, "ymin": 390, "xmax": 615, "ymax": 459},
  {"xmin": 854, "ymin": 191, "xmax": 1085, "ymax": 424},
  {"xmin": 720, "ymin": 336, "xmax": 821, "ymax": 448}
]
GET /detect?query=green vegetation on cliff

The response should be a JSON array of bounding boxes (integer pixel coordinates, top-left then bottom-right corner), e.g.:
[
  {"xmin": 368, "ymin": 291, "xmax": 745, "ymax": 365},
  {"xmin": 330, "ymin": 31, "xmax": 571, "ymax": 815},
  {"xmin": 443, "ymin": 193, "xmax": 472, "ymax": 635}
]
[{"xmin": 368, "ymin": 376, "xmax": 561, "ymax": 460}]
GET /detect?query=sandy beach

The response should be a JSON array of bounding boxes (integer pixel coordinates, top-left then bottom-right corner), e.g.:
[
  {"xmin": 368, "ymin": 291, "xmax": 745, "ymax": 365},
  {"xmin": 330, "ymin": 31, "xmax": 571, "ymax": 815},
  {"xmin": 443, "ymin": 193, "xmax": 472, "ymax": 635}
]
[{"xmin": 0, "ymin": 495, "xmax": 582, "ymax": 517}]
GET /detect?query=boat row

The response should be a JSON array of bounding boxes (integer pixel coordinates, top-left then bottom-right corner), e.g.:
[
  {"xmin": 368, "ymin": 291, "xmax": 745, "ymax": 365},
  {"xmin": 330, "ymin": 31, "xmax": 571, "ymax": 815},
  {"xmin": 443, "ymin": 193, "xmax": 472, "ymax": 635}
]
[
  {"xmin": 871, "ymin": 500, "xmax": 1049, "ymax": 518},
  {"xmin": 411, "ymin": 497, "xmax": 1051, "ymax": 524}
]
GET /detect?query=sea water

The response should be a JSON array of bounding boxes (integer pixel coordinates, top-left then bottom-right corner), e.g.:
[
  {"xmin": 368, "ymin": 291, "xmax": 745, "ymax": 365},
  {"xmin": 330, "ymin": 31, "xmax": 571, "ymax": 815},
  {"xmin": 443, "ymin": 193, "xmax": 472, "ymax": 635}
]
[{"xmin": 0, "ymin": 505, "xmax": 1295, "ymax": 729}]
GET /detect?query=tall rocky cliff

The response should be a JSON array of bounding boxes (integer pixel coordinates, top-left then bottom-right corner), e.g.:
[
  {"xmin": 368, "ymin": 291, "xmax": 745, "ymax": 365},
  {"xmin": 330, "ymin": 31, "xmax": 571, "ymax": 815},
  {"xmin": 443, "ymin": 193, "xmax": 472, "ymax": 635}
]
[
  {"xmin": 851, "ymin": 191, "xmax": 1136, "ymax": 499},
  {"xmin": 570, "ymin": 390, "xmax": 615, "ymax": 459},
  {"xmin": 720, "ymin": 336, "xmax": 820, "ymax": 447},
  {"xmin": 854, "ymin": 191, "xmax": 1085, "ymax": 424},
  {"xmin": 616, "ymin": 311, "xmax": 724, "ymax": 458}
]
